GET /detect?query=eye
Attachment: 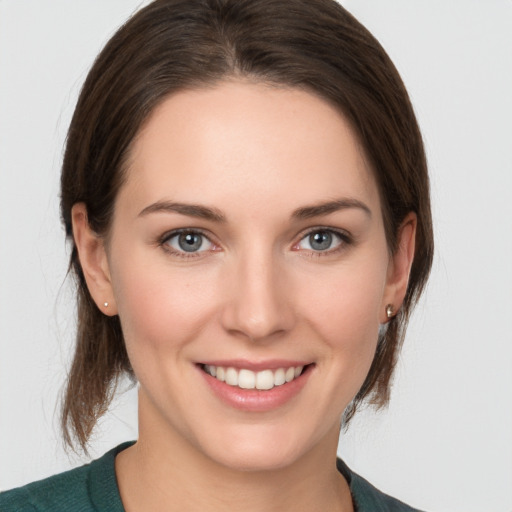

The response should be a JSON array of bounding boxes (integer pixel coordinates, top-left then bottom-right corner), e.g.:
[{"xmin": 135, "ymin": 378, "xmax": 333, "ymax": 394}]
[
  {"xmin": 163, "ymin": 230, "xmax": 214, "ymax": 254},
  {"xmin": 296, "ymin": 229, "xmax": 346, "ymax": 252}
]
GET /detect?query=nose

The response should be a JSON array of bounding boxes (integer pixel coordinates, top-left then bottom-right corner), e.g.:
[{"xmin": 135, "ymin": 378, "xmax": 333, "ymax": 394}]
[{"xmin": 220, "ymin": 248, "xmax": 296, "ymax": 342}]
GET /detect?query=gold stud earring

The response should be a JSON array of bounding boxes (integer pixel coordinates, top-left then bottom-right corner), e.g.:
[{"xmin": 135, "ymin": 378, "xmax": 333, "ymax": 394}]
[{"xmin": 386, "ymin": 304, "xmax": 394, "ymax": 319}]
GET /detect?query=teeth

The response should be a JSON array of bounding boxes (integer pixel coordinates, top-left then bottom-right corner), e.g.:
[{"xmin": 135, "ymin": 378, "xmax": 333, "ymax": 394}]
[
  {"xmin": 225, "ymin": 367, "xmax": 238, "ymax": 386},
  {"xmin": 204, "ymin": 364, "xmax": 305, "ymax": 390},
  {"xmin": 256, "ymin": 370, "xmax": 274, "ymax": 390},
  {"xmin": 274, "ymin": 368, "xmax": 286, "ymax": 386},
  {"xmin": 238, "ymin": 369, "xmax": 255, "ymax": 389}
]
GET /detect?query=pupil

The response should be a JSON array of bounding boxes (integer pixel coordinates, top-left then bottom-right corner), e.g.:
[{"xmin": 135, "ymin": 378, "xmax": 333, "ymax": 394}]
[
  {"xmin": 178, "ymin": 233, "xmax": 202, "ymax": 252},
  {"xmin": 310, "ymin": 231, "xmax": 332, "ymax": 251}
]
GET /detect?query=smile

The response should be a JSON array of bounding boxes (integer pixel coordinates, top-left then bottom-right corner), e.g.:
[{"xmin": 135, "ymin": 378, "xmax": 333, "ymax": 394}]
[{"xmin": 202, "ymin": 364, "xmax": 305, "ymax": 390}]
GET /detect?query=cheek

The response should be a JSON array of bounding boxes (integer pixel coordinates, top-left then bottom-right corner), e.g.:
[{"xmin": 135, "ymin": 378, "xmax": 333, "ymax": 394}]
[
  {"xmin": 299, "ymin": 253, "xmax": 389, "ymax": 365},
  {"xmin": 110, "ymin": 253, "xmax": 218, "ymax": 357}
]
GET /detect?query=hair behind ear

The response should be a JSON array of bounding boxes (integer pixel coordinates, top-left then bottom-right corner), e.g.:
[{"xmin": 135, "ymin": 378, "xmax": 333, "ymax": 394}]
[{"xmin": 61, "ymin": 280, "xmax": 132, "ymax": 453}]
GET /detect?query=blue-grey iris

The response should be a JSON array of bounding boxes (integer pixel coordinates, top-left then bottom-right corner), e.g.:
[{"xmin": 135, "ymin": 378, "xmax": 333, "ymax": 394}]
[
  {"xmin": 178, "ymin": 233, "xmax": 203, "ymax": 252},
  {"xmin": 309, "ymin": 231, "xmax": 332, "ymax": 251}
]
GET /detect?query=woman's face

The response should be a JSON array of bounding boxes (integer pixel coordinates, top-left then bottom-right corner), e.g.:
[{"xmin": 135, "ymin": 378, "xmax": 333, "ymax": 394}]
[{"xmin": 91, "ymin": 81, "xmax": 410, "ymax": 470}]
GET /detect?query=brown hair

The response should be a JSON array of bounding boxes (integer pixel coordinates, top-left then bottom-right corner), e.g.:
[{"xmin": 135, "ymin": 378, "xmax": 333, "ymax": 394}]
[{"xmin": 60, "ymin": 0, "xmax": 433, "ymax": 451}]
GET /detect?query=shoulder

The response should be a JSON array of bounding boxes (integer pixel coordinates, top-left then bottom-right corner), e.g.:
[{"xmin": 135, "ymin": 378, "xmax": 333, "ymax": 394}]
[
  {"xmin": 0, "ymin": 463, "xmax": 91, "ymax": 511},
  {"xmin": 337, "ymin": 459, "xmax": 427, "ymax": 512},
  {"xmin": 0, "ymin": 442, "xmax": 132, "ymax": 512}
]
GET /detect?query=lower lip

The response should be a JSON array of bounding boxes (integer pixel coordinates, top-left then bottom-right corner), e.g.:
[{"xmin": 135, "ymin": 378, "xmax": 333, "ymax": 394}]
[{"xmin": 198, "ymin": 365, "xmax": 313, "ymax": 412}]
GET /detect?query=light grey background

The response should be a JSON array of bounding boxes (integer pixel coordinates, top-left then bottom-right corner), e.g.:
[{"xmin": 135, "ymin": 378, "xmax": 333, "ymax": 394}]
[{"xmin": 1, "ymin": 1, "xmax": 511, "ymax": 511}]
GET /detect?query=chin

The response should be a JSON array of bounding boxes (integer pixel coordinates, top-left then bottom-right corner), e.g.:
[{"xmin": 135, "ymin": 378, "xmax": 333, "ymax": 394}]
[
  {"xmin": 209, "ymin": 445, "xmax": 301, "ymax": 473},
  {"xmin": 196, "ymin": 423, "xmax": 319, "ymax": 473}
]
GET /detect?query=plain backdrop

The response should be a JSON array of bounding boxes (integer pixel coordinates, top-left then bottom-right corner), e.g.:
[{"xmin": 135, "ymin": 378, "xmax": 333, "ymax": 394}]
[{"xmin": 1, "ymin": 1, "xmax": 511, "ymax": 511}]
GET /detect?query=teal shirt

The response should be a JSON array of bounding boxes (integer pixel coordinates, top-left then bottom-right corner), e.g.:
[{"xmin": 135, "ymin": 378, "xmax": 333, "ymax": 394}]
[{"xmin": 0, "ymin": 443, "xmax": 424, "ymax": 511}]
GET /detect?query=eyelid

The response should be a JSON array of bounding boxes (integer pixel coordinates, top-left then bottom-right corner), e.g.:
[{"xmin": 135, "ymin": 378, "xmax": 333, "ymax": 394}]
[
  {"xmin": 159, "ymin": 228, "xmax": 220, "ymax": 257},
  {"xmin": 292, "ymin": 226, "xmax": 353, "ymax": 253}
]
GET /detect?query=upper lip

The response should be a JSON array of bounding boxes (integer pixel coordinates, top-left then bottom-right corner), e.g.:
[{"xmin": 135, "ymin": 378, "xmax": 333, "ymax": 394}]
[{"xmin": 198, "ymin": 359, "xmax": 313, "ymax": 371}]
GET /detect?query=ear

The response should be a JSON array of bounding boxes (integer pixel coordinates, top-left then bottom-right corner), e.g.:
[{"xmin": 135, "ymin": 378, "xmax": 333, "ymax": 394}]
[
  {"xmin": 380, "ymin": 212, "xmax": 417, "ymax": 323},
  {"xmin": 71, "ymin": 203, "xmax": 118, "ymax": 316}
]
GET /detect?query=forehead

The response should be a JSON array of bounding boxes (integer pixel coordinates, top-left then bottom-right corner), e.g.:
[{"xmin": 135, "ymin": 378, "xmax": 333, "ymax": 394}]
[{"xmin": 120, "ymin": 80, "xmax": 379, "ymax": 217}]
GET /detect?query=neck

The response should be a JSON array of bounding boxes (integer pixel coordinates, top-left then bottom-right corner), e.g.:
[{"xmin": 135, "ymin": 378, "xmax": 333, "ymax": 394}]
[{"xmin": 115, "ymin": 394, "xmax": 353, "ymax": 512}]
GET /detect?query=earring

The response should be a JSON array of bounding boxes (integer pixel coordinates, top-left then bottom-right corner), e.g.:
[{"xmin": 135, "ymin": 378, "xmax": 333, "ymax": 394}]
[
  {"xmin": 386, "ymin": 304, "xmax": 394, "ymax": 319},
  {"xmin": 104, "ymin": 302, "xmax": 109, "ymax": 308}
]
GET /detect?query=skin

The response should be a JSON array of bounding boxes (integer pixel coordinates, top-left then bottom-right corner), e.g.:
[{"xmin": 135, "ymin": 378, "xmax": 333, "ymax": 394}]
[{"xmin": 72, "ymin": 80, "xmax": 416, "ymax": 512}]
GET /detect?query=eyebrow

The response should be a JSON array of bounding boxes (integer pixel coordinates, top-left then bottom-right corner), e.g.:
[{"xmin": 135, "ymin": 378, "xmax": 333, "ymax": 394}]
[
  {"xmin": 291, "ymin": 198, "xmax": 372, "ymax": 220},
  {"xmin": 138, "ymin": 197, "xmax": 371, "ymax": 222},
  {"xmin": 138, "ymin": 201, "xmax": 226, "ymax": 222}
]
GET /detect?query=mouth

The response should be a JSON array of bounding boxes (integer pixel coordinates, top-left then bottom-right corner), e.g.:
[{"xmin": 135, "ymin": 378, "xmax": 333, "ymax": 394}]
[
  {"xmin": 200, "ymin": 363, "xmax": 311, "ymax": 391},
  {"xmin": 198, "ymin": 361, "xmax": 314, "ymax": 412}
]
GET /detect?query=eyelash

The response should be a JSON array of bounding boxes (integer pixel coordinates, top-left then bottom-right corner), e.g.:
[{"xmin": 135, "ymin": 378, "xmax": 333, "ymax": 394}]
[
  {"xmin": 159, "ymin": 228, "xmax": 217, "ymax": 259},
  {"xmin": 158, "ymin": 227, "xmax": 353, "ymax": 259},
  {"xmin": 293, "ymin": 227, "xmax": 353, "ymax": 258}
]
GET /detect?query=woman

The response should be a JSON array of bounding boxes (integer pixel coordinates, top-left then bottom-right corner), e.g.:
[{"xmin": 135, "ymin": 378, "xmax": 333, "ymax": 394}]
[{"xmin": 0, "ymin": 0, "xmax": 433, "ymax": 510}]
